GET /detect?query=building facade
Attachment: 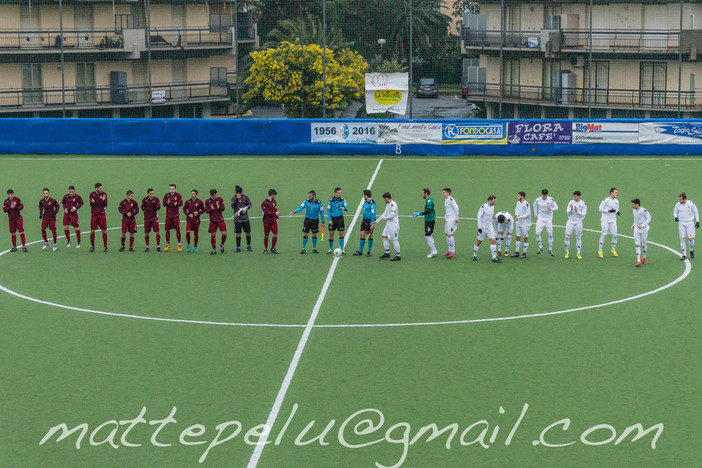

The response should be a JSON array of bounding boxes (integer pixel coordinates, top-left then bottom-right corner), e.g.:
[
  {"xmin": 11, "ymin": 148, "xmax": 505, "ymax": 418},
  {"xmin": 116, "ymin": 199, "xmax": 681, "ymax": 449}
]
[
  {"xmin": 0, "ymin": 0, "xmax": 258, "ymax": 118},
  {"xmin": 462, "ymin": 0, "xmax": 702, "ymax": 119}
]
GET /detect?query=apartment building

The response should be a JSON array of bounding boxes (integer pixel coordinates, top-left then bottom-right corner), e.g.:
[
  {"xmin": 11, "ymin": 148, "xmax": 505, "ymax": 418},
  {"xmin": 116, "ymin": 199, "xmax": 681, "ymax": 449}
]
[
  {"xmin": 462, "ymin": 1, "xmax": 702, "ymax": 119},
  {"xmin": 0, "ymin": 0, "xmax": 258, "ymax": 118}
]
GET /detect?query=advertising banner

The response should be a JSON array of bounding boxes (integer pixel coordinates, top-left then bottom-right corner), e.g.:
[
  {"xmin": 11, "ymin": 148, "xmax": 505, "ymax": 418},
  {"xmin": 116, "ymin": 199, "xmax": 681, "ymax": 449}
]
[
  {"xmin": 572, "ymin": 122, "xmax": 639, "ymax": 144},
  {"xmin": 365, "ymin": 73, "xmax": 409, "ymax": 115},
  {"xmin": 507, "ymin": 121, "xmax": 572, "ymax": 144},
  {"xmin": 310, "ymin": 122, "xmax": 377, "ymax": 144},
  {"xmin": 377, "ymin": 122, "xmax": 443, "ymax": 145},
  {"xmin": 639, "ymin": 122, "xmax": 702, "ymax": 144},
  {"xmin": 442, "ymin": 123, "xmax": 508, "ymax": 145}
]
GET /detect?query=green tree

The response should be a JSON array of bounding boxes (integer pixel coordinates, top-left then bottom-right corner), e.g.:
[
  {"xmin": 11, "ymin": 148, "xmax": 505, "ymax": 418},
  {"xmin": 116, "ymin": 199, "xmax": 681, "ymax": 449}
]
[
  {"xmin": 263, "ymin": 16, "xmax": 351, "ymax": 50},
  {"xmin": 244, "ymin": 40, "xmax": 368, "ymax": 118}
]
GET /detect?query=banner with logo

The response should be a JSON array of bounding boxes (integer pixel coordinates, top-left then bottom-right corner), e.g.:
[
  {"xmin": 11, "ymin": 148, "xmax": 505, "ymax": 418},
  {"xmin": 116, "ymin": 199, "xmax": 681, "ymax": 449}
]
[
  {"xmin": 365, "ymin": 73, "xmax": 408, "ymax": 115},
  {"xmin": 377, "ymin": 122, "xmax": 443, "ymax": 145},
  {"xmin": 507, "ymin": 121, "xmax": 572, "ymax": 144},
  {"xmin": 639, "ymin": 122, "xmax": 702, "ymax": 144},
  {"xmin": 572, "ymin": 122, "xmax": 639, "ymax": 144},
  {"xmin": 310, "ymin": 122, "xmax": 377, "ymax": 144},
  {"xmin": 442, "ymin": 123, "xmax": 508, "ymax": 145}
]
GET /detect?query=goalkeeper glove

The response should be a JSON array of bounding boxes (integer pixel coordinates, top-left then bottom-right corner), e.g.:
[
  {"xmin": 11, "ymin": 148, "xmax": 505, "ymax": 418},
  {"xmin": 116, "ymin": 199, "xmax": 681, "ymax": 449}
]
[
  {"xmin": 616, "ymin": 211, "xmax": 621, "ymax": 216},
  {"xmin": 608, "ymin": 208, "xmax": 616, "ymax": 213},
  {"xmin": 675, "ymin": 217, "xmax": 679, "ymax": 222},
  {"xmin": 412, "ymin": 212, "xmax": 419, "ymax": 218},
  {"xmin": 697, "ymin": 222, "xmax": 700, "ymax": 229},
  {"xmin": 39, "ymin": 214, "xmax": 42, "ymax": 220},
  {"xmin": 478, "ymin": 228, "xmax": 482, "ymax": 234}
]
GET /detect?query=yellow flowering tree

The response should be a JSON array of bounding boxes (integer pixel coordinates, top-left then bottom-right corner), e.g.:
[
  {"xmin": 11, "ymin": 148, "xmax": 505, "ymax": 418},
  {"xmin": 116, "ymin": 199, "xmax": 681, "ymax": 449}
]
[{"xmin": 244, "ymin": 40, "xmax": 368, "ymax": 118}]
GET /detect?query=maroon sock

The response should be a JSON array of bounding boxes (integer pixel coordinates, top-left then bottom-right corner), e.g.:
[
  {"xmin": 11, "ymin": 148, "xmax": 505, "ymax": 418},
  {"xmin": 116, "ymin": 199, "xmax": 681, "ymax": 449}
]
[
  {"xmin": 11, "ymin": 234, "xmax": 16, "ymax": 247},
  {"xmin": 65, "ymin": 230, "xmax": 71, "ymax": 242},
  {"xmin": 20, "ymin": 233, "xmax": 26, "ymax": 247},
  {"xmin": 52, "ymin": 231, "xmax": 57, "ymax": 244},
  {"xmin": 176, "ymin": 229, "xmax": 181, "ymax": 243},
  {"xmin": 186, "ymin": 232, "xmax": 191, "ymax": 244},
  {"xmin": 166, "ymin": 231, "xmax": 171, "ymax": 244},
  {"xmin": 221, "ymin": 235, "xmax": 226, "ymax": 246},
  {"xmin": 145, "ymin": 234, "xmax": 149, "ymax": 246},
  {"xmin": 130, "ymin": 237, "xmax": 134, "ymax": 248},
  {"xmin": 102, "ymin": 232, "xmax": 108, "ymax": 247},
  {"xmin": 194, "ymin": 235, "xmax": 199, "ymax": 247},
  {"xmin": 121, "ymin": 237, "xmax": 125, "ymax": 247},
  {"xmin": 211, "ymin": 236, "xmax": 216, "ymax": 249},
  {"xmin": 156, "ymin": 234, "xmax": 161, "ymax": 245},
  {"xmin": 90, "ymin": 232, "xmax": 95, "ymax": 247},
  {"xmin": 76, "ymin": 230, "xmax": 81, "ymax": 242},
  {"xmin": 272, "ymin": 236, "xmax": 277, "ymax": 249},
  {"xmin": 264, "ymin": 236, "xmax": 269, "ymax": 249},
  {"xmin": 42, "ymin": 231, "xmax": 48, "ymax": 242}
]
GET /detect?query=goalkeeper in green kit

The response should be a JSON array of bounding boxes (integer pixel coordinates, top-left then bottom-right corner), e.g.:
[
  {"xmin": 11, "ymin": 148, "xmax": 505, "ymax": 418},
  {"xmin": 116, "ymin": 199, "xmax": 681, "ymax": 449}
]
[{"xmin": 413, "ymin": 188, "xmax": 438, "ymax": 258}]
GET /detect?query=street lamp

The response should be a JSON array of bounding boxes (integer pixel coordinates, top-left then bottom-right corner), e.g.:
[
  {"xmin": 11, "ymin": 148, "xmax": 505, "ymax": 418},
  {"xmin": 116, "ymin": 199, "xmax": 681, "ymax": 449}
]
[{"xmin": 377, "ymin": 38, "xmax": 386, "ymax": 62}]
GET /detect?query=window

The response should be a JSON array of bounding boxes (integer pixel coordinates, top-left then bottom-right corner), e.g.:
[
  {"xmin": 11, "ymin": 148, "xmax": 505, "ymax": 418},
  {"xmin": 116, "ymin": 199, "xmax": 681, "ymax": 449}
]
[
  {"xmin": 76, "ymin": 63, "xmax": 96, "ymax": 103},
  {"xmin": 22, "ymin": 64, "xmax": 42, "ymax": 105},
  {"xmin": 502, "ymin": 59, "xmax": 520, "ymax": 98},
  {"xmin": 587, "ymin": 62, "xmax": 609, "ymax": 104},
  {"xmin": 210, "ymin": 14, "xmax": 231, "ymax": 32},
  {"xmin": 542, "ymin": 60, "xmax": 561, "ymax": 101},
  {"xmin": 640, "ymin": 62, "xmax": 667, "ymax": 107},
  {"xmin": 210, "ymin": 67, "xmax": 228, "ymax": 86},
  {"xmin": 115, "ymin": 15, "xmax": 133, "ymax": 34}
]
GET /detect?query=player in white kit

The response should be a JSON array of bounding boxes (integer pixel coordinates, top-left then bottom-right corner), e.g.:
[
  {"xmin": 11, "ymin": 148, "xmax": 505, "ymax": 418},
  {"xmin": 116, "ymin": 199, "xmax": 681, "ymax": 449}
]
[
  {"xmin": 631, "ymin": 198, "xmax": 652, "ymax": 267},
  {"xmin": 371, "ymin": 192, "xmax": 401, "ymax": 261},
  {"xmin": 598, "ymin": 187, "xmax": 620, "ymax": 259},
  {"xmin": 443, "ymin": 188, "xmax": 459, "ymax": 258},
  {"xmin": 473, "ymin": 195, "xmax": 500, "ymax": 262},
  {"xmin": 511, "ymin": 191, "xmax": 531, "ymax": 258},
  {"xmin": 494, "ymin": 210, "xmax": 513, "ymax": 257},
  {"xmin": 673, "ymin": 192, "xmax": 699, "ymax": 260},
  {"xmin": 564, "ymin": 191, "xmax": 587, "ymax": 260},
  {"xmin": 533, "ymin": 189, "xmax": 558, "ymax": 256}
]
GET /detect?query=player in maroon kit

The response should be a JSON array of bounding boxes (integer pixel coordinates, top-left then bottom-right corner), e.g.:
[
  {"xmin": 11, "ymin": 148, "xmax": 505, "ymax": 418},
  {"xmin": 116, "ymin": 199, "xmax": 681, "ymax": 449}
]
[
  {"xmin": 184, "ymin": 189, "xmax": 205, "ymax": 253},
  {"xmin": 205, "ymin": 189, "xmax": 227, "ymax": 255},
  {"xmin": 62, "ymin": 185, "xmax": 83, "ymax": 248},
  {"xmin": 261, "ymin": 189, "xmax": 280, "ymax": 254},
  {"xmin": 141, "ymin": 188, "xmax": 161, "ymax": 252},
  {"xmin": 163, "ymin": 184, "xmax": 183, "ymax": 252},
  {"xmin": 39, "ymin": 188, "xmax": 60, "ymax": 251},
  {"xmin": 89, "ymin": 182, "xmax": 109, "ymax": 252},
  {"xmin": 118, "ymin": 190, "xmax": 140, "ymax": 252},
  {"xmin": 3, "ymin": 189, "xmax": 27, "ymax": 252}
]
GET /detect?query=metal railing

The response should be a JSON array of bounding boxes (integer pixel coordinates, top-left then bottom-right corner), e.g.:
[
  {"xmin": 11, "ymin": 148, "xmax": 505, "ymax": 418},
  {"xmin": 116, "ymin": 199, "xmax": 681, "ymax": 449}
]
[
  {"xmin": 462, "ymin": 29, "xmax": 681, "ymax": 53},
  {"xmin": 464, "ymin": 82, "xmax": 697, "ymax": 109},
  {"xmin": 0, "ymin": 29, "xmax": 123, "ymax": 50},
  {"xmin": 148, "ymin": 28, "xmax": 232, "ymax": 48},
  {"xmin": 0, "ymin": 81, "xmax": 231, "ymax": 110}
]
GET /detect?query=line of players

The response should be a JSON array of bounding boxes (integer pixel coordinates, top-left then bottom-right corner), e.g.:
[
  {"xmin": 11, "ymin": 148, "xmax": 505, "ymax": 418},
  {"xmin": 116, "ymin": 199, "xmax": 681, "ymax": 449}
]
[{"xmin": 3, "ymin": 184, "xmax": 699, "ymax": 265}]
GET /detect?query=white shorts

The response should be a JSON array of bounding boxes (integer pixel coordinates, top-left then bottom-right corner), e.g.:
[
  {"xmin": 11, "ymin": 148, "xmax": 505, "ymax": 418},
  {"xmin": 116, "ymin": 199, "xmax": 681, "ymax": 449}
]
[
  {"xmin": 515, "ymin": 221, "xmax": 531, "ymax": 237},
  {"xmin": 477, "ymin": 224, "xmax": 496, "ymax": 241},
  {"xmin": 679, "ymin": 221, "xmax": 695, "ymax": 239},
  {"xmin": 600, "ymin": 220, "xmax": 618, "ymax": 236},
  {"xmin": 382, "ymin": 225, "xmax": 399, "ymax": 240},
  {"xmin": 535, "ymin": 219, "xmax": 553, "ymax": 235},
  {"xmin": 445, "ymin": 219, "xmax": 458, "ymax": 235},
  {"xmin": 565, "ymin": 220, "xmax": 583, "ymax": 237},
  {"xmin": 496, "ymin": 223, "xmax": 513, "ymax": 235},
  {"xmin": 634, "ymin": 230, "xmax": 648, "ymax": 246}
]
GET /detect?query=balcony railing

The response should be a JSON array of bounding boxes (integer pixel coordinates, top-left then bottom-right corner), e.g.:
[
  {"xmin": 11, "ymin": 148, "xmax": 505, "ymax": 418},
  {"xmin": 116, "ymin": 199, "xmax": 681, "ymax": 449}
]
[
  {"xmin": 463, "ymin": 30, "xmax": 541, "ymax": 49},
  {"xmin": 148, "ymin": 28, "xmax": 231, "ymax": 48},
  {"xmin": 562, "ymin": 30, "xmax": 680, "ymax": 53},
  {"xmin": 462, "ymin": 29, "xmax": 681, "ymax": 54},
  {"xmin": 0, "ymin": 29, "xmax": 124, "ymax": 50},
  {"xmin": 464, "ymin": 82, "xmax": 697, "ymax": 110},
  {"xmin": 0, "ymin": 81, "xmax": 231, "ymax": 110}
]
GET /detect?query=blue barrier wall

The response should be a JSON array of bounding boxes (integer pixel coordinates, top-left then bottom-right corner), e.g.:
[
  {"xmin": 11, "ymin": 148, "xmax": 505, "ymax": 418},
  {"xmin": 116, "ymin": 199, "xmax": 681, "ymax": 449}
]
[{"xmin": 1, "ymin": 118, "xmax": 702, "ymax": 156}]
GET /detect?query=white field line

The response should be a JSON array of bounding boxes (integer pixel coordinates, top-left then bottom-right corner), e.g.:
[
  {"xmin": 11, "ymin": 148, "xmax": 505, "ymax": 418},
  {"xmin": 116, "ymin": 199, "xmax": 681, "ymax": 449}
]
[{"xmin": 246, "ymin": 159, "xmax": 384, "ymax": 468}]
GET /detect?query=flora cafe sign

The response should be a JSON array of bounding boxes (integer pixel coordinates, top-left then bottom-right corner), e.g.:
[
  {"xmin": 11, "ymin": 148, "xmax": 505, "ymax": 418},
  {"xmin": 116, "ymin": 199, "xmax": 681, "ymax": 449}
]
[{"xmin": 365, "ymin": 73, "xmax": 408, "ymax": 115}]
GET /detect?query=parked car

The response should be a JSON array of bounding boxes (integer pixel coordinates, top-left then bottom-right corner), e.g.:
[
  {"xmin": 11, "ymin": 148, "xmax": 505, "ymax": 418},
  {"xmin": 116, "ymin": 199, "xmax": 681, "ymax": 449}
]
[{"xmin": 417, "ymin": 78, "xmax": 439, "ymax": 98}]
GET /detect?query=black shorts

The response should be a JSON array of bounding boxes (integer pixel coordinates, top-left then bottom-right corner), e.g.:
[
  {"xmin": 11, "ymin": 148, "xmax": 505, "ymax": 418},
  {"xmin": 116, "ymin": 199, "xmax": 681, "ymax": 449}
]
[
  {"xmin": 302, "ymin": 218, "xmax": 319, "ymax": 233},
  {"xmin": 360, "ymin": 219, "xmax": 372, "ymax": 232},
  {"xmin": 234, "ymin": 220, "xmax": 251, "ymax": 234},
  {"xmin": 425, "ymin": 220, "xmax": 435, "ymax": 236},
  {"xmin": 329, "ymin": 215, "xmax": 345, "ymax": 232}
]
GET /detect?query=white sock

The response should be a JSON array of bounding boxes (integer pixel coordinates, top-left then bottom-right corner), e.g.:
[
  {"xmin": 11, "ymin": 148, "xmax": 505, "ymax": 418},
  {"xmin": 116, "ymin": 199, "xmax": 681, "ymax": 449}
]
[
  {"xmin": 392, "ymin": 239, "xmax": 401, "ymax": 255},
  {"xmin": 636, "ymin": 246, "xmax": 641, "ymax": 261},
  {"xmin": 642, "ymin": 245, "xmax": 647, "ymax": 258},
  {"xmin": 564, "ymin": 236, "xmax": 571, "ymax": 253},
  {"xmin": 612, "ymin": 235, "xmax": 617, "ymax": 250},
  {"xmin": 548, "ymin": 233, "xmax": 554, "ymax": 250},
  {"xmin": 599, "ymin": 234, "xmax": 605, "ymax": 250},
  {"xmin": 681, "ymin": 239, "xmax": 687, "ymax": 255},
  {"xmin": 490, "ymin": 244, "xmax": 496, "ymax": 257},
  {"xmin": 576, "ymin": 236, "xmax": 582, "ymax": 255},
  {"xmin": 496, "ymin": 237, "xmax": 502, "ymax": 252},
  {"xmin": 448, "ymin": 237, "xmax": 455, "ymax": 252},
  {"xmin": 473, "ymin": 245, "xmax": 479, "ymax": 256},
  {"xmin": 504, "ymin": 234, "xmax": 512, "ymax": 251},
  {"xmin": 515, "ymin": 240, "xmax": 521, "ymax": 253},
  {"xmin": 536, "ymin": 232, "xmax": 542, "ymax": 248},
  {"xmin": 382, "ymin": 237, "xmax": 390, "ymax": 252},
  {"xmin": 426, "ymin": 235, "xmax": 436, "ymax": 252},
  {"xmin": 523, "ymin": 242, "xmax": 529, "ymax": 253},
  {"xmin": 690, "ymin": 239, "xmax": 695, "ymax": 252}
]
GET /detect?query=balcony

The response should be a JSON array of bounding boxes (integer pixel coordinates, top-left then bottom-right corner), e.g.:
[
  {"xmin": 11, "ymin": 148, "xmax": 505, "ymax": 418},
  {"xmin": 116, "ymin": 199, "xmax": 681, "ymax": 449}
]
[
  {"xmin": 561, "ymin": 30, "xmax": 680, "ymax": 54},
  {"xmin": 0, "ymin": 80, "xmax": 231, "ymax": 112},
  {"xmin": 148, "ymin": 28, "xmax": 232, "ymax": 49},
  {"xmin": 462, "ymin": 30, "xmax": 542, "ymax": 50},
  {"xmin": 0, "ymin": 29, "xmax": 126, "ymax": 53},
  {"xmin": 464, "ymin": 82, "xmax": 698, "ymax": 111}
]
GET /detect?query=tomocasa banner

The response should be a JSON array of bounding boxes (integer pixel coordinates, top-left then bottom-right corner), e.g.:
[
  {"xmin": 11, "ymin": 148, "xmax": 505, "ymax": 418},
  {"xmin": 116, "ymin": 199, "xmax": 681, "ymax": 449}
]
[{"xmin": 365, "ymin": 73, "xmax": 409, "ymax": 115}]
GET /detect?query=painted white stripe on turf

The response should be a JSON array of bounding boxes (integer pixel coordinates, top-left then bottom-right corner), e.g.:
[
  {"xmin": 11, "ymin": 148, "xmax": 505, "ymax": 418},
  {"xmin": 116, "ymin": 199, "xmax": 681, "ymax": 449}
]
[{"xmin": 246, "ymin": 159, "xmax": 384, "ymax": 468}]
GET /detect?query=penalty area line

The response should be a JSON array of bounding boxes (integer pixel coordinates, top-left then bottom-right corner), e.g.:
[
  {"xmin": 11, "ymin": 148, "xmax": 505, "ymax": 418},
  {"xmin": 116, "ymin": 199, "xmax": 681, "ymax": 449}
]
[{"xmin": 246, "ymin": 159, "xmax": 384, "ymax": 468}]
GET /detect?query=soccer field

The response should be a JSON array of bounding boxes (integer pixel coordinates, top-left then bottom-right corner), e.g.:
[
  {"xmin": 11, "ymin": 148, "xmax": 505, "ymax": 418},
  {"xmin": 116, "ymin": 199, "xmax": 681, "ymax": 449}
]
[{"xmin": 1, "ymin": 155, "xmax": 700, "ymax": 467}]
